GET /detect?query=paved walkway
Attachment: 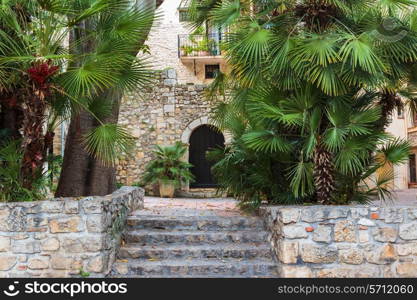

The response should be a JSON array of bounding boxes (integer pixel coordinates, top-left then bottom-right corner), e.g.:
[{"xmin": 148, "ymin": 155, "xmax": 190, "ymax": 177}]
[
  {"xmin": 141, "ymin": 189, "xmax": 417, "ymax": 214},
  {"xmin": 371, "ymin": 189, "xmax": 417, "ymax": 207},
  {"xmin": 139, "ymin": 196, "xmax": 242, "ymax": 217}
]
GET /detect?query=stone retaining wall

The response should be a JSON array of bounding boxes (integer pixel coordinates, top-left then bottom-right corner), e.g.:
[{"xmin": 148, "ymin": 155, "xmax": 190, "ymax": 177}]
[
  {"xmin": 260, "ymin": 205, "xmax": 417, "ymax": 278},
  {"xmin": 0, "ymin": 187, "xmax": 144, "ymax": 278}
]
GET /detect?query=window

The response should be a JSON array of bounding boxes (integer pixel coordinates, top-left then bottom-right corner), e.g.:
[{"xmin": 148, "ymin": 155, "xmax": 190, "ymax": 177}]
[
  {"xmin": 397, "ymin": 104, "xmax": 404, "ymax": 119},
  {"xmin": 179, "ymin": 10, "xmax": 189, "ymax": 22},
  {"xmin": 205, "ymin": 64, "xmax": 220, "ymax": 79}
]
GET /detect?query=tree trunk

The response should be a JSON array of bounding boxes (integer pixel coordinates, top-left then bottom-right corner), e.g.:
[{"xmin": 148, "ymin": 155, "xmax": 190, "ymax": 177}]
[
  {"xmin": 55, "ymin": 111, "xmax": 94, "ymax": 196},
  {"xmin": 56, "ymin": 1, "xmax": 157, "ymax": 197},
  {"xmin": 313, "ymin": 142, "xmax": 334, "ymax": 204}
]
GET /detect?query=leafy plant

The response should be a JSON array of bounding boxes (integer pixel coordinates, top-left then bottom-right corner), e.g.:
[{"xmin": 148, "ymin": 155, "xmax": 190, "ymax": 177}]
[
  {"xmin": 188, "ymin": 0, "xmax": 417, "ymax": 208},
  {"xmin": 0, "ymin": 140, "xmax": 47, "ymax": 202},
  {"xmin": 141, "ymin": 142, "xmax": 194, "ymax": 187}
]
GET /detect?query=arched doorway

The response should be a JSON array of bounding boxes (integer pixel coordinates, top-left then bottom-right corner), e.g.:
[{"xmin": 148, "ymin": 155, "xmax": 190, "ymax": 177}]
[{"xmin": 189, "ymin": 125, "xmax": 225, "ymax": 188}]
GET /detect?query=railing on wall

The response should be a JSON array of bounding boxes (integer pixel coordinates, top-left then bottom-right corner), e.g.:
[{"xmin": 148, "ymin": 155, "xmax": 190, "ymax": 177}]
[{"xmin": 178, "ymin": 33, "xmax": 225, "ymax": 58}]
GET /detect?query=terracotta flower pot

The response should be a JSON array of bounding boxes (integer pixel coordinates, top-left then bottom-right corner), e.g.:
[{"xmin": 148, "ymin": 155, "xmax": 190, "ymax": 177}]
[{"xmin": 159, "ymin": 180, "xmax": 176, "ymax": 198}]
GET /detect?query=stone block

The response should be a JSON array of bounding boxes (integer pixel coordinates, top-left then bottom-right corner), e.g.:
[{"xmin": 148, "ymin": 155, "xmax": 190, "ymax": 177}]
[
  {"xmin": 373, "ymin": 227, "xmax": 398, "ymax": 242},
  {"xmin": 328, "ymin": 208, "xmax": 348, "ymax": 219},
  {"xmin": 358, "ymin": 230, "xmax": 369, "ymax": 243},
  {"xmin": 86, "ymin": 215, "xmax": 109, "ymax": 233},
  {"xmin": 282, "ymin": 225, "xmax": 308, "ymax": 239},
  {"xmin": 41, "ymin": 238, "xmax": 60, "ymax": 251},
  {"xmin": 277, "ymin": 241, "xmax": 298, "ymax": 264},
  {"xmin": 81, "ymin": 197, "xmax": 103, "ymax": 214},
  {"xmin": 13, "ymin": 240, "xmax": 40, "ymax": 254},
  {"xmin": 364, "ymin": 243, "xmax": 398, "ymax": 265},
  {"xmin": 316, "ymin": 265, "xmax": 379, "ymax": 278},
  {"xmin": 408, "ymin": 208, "xmax": 417, "ymax": 220},
  {"xmin": 0, "ymin": 256, "xmax": 17, "ymax": 271},
  {"xmin": 381, "ymin": 208, "xmax": 404, "ymax": 223},
  {"xmin": 0, "ymin": 237, "xmax": 11, "ymax": 252},
  {"xmin": 40, "ymin": 201, "xmax": 64, "ymax": 213},
  {"xmin": 339, "ymin": 248, "xmax": 364, "ymax": 265},
  {"xmin": 350, "ymin": 207, "xmax": 369, "ymax": 219},
  {"xmin": 86, "ymin": 254, "xmax": 107, "ymax": 273},
  {"xmin": 28, "ymin": 257, "xmax": 49, "ymax": 270},
  {"xmin": 313, "ymin": 225, "xmax": 332, "ymax": 243},
  {"xmin": 301, "ymin": 208, "xmax": 326, "ymax": 222},
  {"xmin": 280, "ymin": 266, "xmax": 313, "ymax": 278},
  {"xmin": 278, "ymin": 208, "xmax": 300, "ymax": 224},
  {"xmin": 6, "ymin": 207, "xmax": 27, "ymax": 231},
  {"xmin": 399, "ymin": 222, "xmax": 417, "ymax": 240},
  {"xmin": 62, "ymin": 238, "xmax": 84, "ymax": 253},
  {"xmin": 49, "ymin": 216, "xmax": 83, "ymax": 233},
  {"xmin": 396, "ymin": 243, "xmax": 417, "ymax": 256},
  {"xmin": 64, "ymin": 201, "xmax": 79, "ymax": 214},
  {"xmin": 51, "ymin": 255, "xmax": 73, "ymax": 270},
  {"xmin": 396, "ymin": 263, "xmax": 417, "ymax": 277},
  {"xmin": 300, "ymin": 243, "xmax": 338, "ymax": 263},
  {"xmin": 334, "ymin": 220, "xmax": 356, "ymax": 242}
]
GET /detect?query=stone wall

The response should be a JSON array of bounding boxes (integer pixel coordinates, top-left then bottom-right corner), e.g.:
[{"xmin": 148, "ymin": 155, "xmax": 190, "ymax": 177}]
[
  {"xmin": 0, "ymin": 187, "xmax": 144, "ymax": 278},
  {"xmin": 146, "ymin": 0, "xmax": 228, "ymax": 84},
  {"xmin": 117, "ymin": 69, "xmax": 212, "ymax": 186},
  {"xmin": 260, "ymin": 205, "xmax": 417, "ymax": 278}
]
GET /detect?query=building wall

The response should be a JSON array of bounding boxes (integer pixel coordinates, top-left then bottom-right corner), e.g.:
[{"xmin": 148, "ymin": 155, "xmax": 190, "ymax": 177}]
[
  {"xmin": 385, "ymin": 107, "xmax": 409, "ymax": 190},
  {"xmin": 116, "ymin": 69, "xmax": 227, "ymax": 186},
  {"xmin": 145, "ymin": 0, "xmax": 228, "ymax": 84}
]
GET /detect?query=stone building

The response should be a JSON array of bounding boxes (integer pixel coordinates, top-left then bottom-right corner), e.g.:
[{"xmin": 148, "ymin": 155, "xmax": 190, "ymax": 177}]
[{"xmin": 116, "ymin": 0, "xmax": 230, "ymax": 195}]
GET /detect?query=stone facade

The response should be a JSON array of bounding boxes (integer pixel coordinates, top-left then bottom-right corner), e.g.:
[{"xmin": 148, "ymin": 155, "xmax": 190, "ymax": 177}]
[
  {"xmin": 0, "ymin": 187, "xmax": 144, "ymax": 278},
  {"xmin": 117, "ymin": 69, "xmax": 229, "ymax": 187},
  {"xmin": 146, "ymin": 0, "xmax": 228, "ymax": 84},
  {"xmin": 260, "ymin": 205, "xmax": 417, "ymax": 278}
]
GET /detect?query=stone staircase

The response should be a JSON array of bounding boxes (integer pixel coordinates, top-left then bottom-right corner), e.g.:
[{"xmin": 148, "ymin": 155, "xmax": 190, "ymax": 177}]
[{"xmin": 110, "ymin": 211, "xmax": 279, "ymax": 278}]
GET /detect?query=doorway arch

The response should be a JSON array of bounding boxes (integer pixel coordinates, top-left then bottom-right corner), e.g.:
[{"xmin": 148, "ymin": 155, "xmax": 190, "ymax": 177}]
[{"xmin": 189, "ymin": 125, "xmax": 225, "ymax": 188}]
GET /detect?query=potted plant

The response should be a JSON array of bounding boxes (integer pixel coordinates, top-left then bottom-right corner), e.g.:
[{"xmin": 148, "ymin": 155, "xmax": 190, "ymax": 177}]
[
  {"xmin": 198, "ymin": 39, "xmax": 209, "ymax": 56},
  {"xmin": 141, "ymin": 142, "xmax": 194, "ymax": 198}
]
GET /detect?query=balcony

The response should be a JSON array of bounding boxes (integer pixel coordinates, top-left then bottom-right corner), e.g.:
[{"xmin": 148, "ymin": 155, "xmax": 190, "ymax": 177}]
[{"xmin": 178, "ymin": 33, "xmax": 225, "ymax": 61}]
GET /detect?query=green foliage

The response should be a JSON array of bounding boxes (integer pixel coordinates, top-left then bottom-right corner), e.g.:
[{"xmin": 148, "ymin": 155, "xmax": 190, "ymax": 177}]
[
  {"xmin": 0, "ymin": 140, "xmax": 47, "ymax": 202},
  {"xmin": 0, "ymin": 0, "xmax": 156, "ymax": 168},
  {"xmin": 141, "ymin": 142, "xmax": 195, "ymax": 187},
  {"xmin": 190, "ymin": 0, "xmax": 416, "ymax": 208}
]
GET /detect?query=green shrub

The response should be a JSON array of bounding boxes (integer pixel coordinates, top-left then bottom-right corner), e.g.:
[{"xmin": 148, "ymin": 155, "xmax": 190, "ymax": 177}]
[
  {"xmin": 141, "ymin": 142, "xmax": 194, "ymax": 187},
  {"xmin": 0, "ymin": 140, "xmax": 47, "ymax": 202}
]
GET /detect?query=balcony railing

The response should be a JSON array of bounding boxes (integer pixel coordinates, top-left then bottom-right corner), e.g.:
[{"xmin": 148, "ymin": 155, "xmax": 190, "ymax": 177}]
[{"xmin": 178, "ymin": 33, "xmax": 225, "ymax": 58}]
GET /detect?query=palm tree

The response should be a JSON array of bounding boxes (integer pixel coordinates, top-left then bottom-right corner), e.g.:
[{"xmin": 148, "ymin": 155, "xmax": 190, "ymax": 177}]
[
  {"xmin": 189, "ymin": 0, "xmax": 416, "ymax": 205},
  {"xmin": 0, "ymin": 0, "xmax": 155, "ymax": 195}
]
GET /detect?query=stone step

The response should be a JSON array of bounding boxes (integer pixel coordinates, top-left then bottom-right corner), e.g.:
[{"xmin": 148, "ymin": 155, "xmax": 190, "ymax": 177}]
[
  {"xmin": 111, "ymin": 258, "xmax": 279, "ymax": 278},
  {"xmin": 126, "ymin": 215, "xmax": 265, "ymax": 231},
  {"xmin": 118, "ymin": 244, "xmax": 273, "ymax": 260},
  {"xmin": 124, "ymin": 230, "xmax": 270, "ymax": 245}
]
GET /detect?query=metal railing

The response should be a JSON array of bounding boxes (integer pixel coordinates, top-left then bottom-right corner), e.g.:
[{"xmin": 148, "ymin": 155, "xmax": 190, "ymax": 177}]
[{"xmin": 178, "ymin": 33, "xmax": 225, "ymax": 58}]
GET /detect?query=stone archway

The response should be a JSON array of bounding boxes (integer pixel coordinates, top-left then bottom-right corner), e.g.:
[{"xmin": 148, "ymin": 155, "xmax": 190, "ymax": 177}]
[
  {"xmin": 181, "ymin": 116, "xmax": 232, "ymax": 145},
  {"xmin": 179, "ymin": 117, "xmax": 231, "ymax": 193},
  {"xmin": 189, "ymin": 125, "xmax": 225, "ymax": 188}
]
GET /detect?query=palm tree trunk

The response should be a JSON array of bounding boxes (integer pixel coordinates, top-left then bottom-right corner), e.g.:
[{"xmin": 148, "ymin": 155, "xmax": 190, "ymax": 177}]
[
  {"xmin": 313, "ymin": 142, "xmax": 334, "ymax": 204},
  {"xmin": 56, "ymin": 1, "xmax": 158, "ymax": 197}
]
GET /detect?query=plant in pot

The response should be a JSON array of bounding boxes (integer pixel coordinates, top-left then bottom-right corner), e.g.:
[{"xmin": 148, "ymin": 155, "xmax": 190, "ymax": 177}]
[
  {"xmin": 197, "ymin": 39, "xmax": 209, "ymax": 56},
  {"xmin": 141, "ymin": 142, "xmax": 194, "ymax": 198}
]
